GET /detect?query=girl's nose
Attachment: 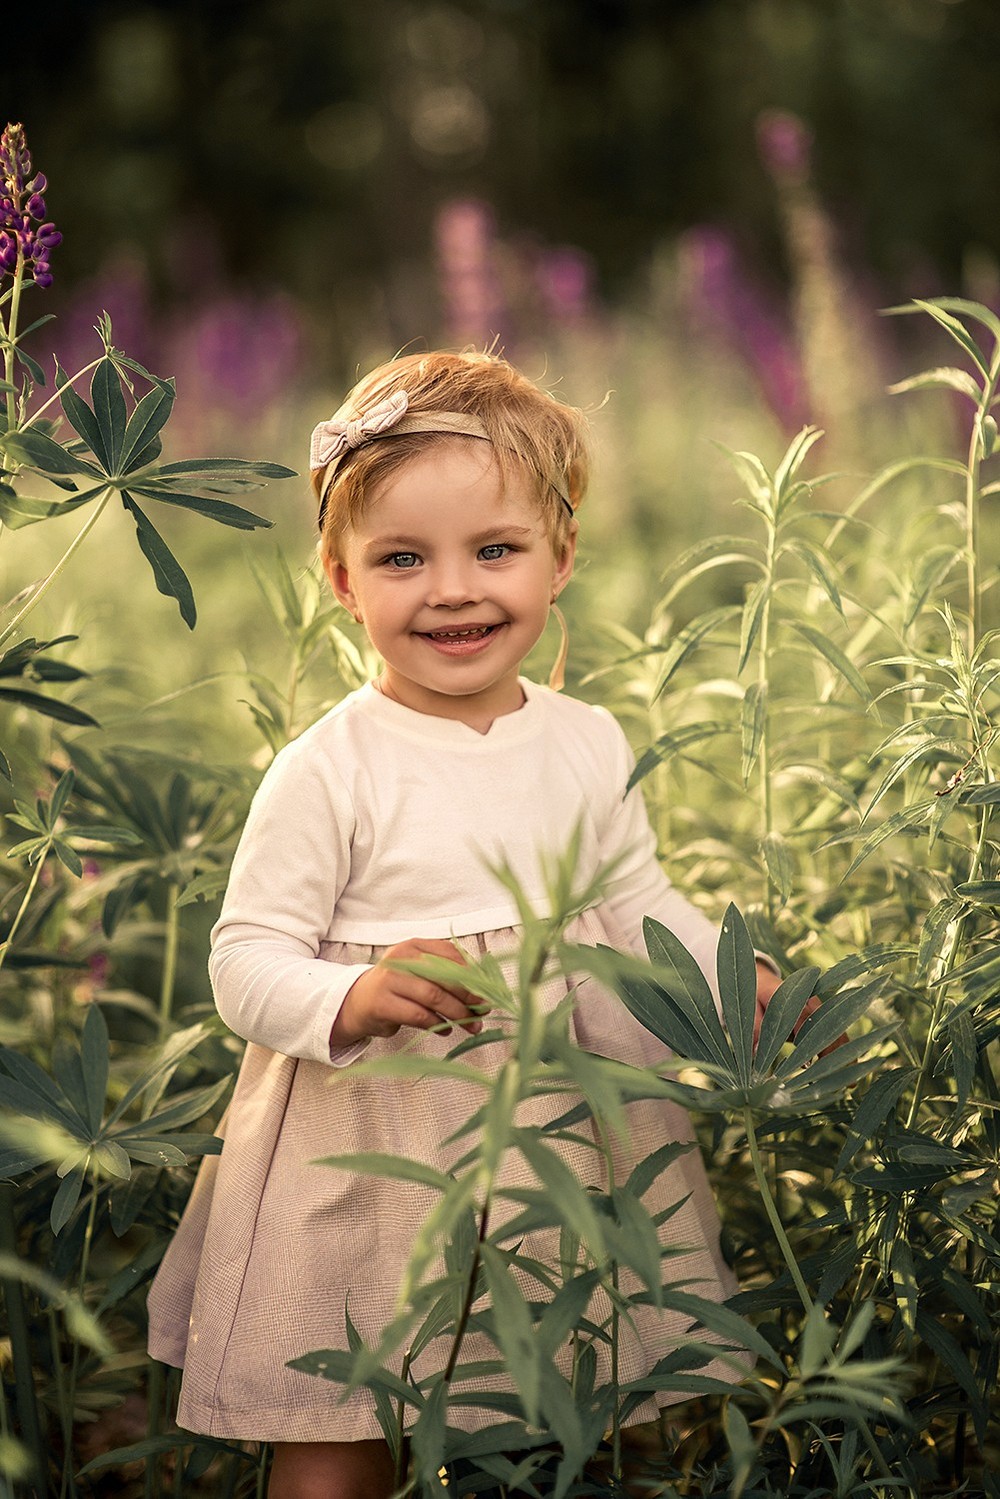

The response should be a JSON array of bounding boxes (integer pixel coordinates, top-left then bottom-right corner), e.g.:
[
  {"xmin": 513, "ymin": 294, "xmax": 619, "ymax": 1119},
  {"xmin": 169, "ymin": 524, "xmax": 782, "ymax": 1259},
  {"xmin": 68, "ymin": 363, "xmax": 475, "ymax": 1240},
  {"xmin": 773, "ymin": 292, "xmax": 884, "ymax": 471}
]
[{"xmin": 425, "ymin": 562, "xmax": 482, "ymax": 608}]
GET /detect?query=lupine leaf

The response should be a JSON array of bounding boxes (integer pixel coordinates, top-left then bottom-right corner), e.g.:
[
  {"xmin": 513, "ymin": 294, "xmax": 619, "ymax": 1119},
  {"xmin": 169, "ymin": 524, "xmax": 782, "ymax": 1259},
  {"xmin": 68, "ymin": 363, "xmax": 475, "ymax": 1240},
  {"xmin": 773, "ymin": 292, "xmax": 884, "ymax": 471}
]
[
  {"xmin": 753, "ymin": 966, "xmax": 821, "ymax": 1075},
  {"xmin": 836, "ymin": 1068, "xmax": 913, "ymax": 1171},
  {"xmin": 716, "ymin": 904, "xmax": 758, "ymax": 1085},
  {"xmin": 775, "ymin": 977, "xmax": 884, "ymax": 1076},
  {"xmin": 79, "ymin": 1003, "xmax": 109, "ymax": 1135},
  {"xmin": 0, "ymin": 687, "xmax": 98, "ymax": 726},
  {"xmin": 118, "ymin": 383, "xmax": 175, "ymax": 472},
  {"xmin": 129, "ymin": 485, "xmax": 272, "ymax": 530},
  {"xmin": 59, "ymin": 381, "xmax": 110, "ymax": 468},
  {"xmin": 50, "ymin": 1167, "xmax": 86, "ymax": 1235},
  {"xmin": 2, "ymin": 427, "xmax": 89, "ymax": 475},
  {"xmin": 121, "ymin": 493, "xmax": 196, "ymax": 627},
  {"xmin": 91, "ymin": 358, "xmax": 127, "ymax": 470}
]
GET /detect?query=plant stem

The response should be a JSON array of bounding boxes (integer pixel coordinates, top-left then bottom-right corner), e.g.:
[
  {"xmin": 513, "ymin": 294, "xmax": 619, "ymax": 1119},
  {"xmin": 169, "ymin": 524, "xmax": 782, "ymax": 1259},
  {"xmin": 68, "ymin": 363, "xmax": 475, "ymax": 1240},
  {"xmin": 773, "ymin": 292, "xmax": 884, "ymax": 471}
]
[
  {"xmin": 16, "ymin": 357, "xmax": 103, "ymax": 432},
  {"xmin": 158, "ymin": 882, "xmax": 181, "ymax": 1043},
  {"xmin": 145, "ymin": 1360, "xmax": 163, "ymax": 1499},
  {"xmin": 60, "ymin": 1170, "xmax": 101, "ymax": 1499},
  {"xmin": 2, "ymin": 256, "xmax": 24, "ymax": 449},
  {"xmin": 443, "ymin": 1202, "xmax": 490, "ymax": 1384},
  {"xmin": 0, "ymin": 854, "xmax": 46, "ymax": 976},
  {"xmin": 0, "ymin": 485, "xmax": 114, "ymax": 648},
  {"xmin": 0, "ymin": 1185, "xmax": 46, "ymax": 1496},
  {"xmin": 742, "ymin": 1107, "xmax": 811, "ymax": 1314},
  {"xmin": 756, "ymin": 514, "xmax": 778, "ymax": 924}
]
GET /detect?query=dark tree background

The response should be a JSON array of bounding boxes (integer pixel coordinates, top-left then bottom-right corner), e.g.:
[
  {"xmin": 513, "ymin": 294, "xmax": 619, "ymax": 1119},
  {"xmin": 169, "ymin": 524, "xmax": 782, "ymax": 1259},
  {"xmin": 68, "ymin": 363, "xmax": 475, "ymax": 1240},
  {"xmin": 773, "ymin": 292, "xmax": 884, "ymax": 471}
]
[{"xmin": 6, "ymin": 0, "xmax": 1000, "ymax": 364}]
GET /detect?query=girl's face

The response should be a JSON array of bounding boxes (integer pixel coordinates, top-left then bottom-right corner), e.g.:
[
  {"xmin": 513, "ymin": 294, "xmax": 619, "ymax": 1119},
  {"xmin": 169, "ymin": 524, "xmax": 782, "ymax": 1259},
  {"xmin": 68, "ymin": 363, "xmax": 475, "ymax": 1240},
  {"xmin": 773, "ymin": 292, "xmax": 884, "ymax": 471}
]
[{"xmin": 325, "ymin": 442, "xmax": 576, "ymax": 731}]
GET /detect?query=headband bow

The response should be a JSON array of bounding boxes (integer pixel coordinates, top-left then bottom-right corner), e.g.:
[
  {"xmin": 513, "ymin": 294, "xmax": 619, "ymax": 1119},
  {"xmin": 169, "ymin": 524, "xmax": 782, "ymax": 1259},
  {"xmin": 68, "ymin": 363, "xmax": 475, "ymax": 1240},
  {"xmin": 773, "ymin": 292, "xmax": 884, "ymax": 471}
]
[{"xmin": 309, "ymin": 391, "xmax": 410, "ymax": 471}]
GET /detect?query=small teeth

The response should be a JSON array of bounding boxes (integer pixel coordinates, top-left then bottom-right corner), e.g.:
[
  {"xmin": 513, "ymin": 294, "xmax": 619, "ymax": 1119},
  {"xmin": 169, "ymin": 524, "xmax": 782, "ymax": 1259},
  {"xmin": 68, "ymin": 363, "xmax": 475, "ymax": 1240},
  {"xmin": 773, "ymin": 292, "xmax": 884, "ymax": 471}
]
[{"xmin": 430, "ymin": 627, "xmax": 491, "ymax": 638}]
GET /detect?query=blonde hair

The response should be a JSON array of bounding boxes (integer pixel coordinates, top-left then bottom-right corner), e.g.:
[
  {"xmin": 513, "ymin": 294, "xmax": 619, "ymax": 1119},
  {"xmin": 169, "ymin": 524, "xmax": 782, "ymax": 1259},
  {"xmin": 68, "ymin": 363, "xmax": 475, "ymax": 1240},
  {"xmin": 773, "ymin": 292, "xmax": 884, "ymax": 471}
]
[{"xmin": 313, "ymin": 351, "xmax": 589, "ymax": 563}]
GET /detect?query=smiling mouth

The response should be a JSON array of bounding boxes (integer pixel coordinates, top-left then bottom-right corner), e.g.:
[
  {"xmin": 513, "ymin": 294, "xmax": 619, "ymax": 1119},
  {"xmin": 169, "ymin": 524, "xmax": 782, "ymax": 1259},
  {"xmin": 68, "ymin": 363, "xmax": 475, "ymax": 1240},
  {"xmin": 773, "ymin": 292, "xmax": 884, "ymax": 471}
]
[{"xmin": 421, "ymin": 625, "xmax": 499, "ymax": 640}]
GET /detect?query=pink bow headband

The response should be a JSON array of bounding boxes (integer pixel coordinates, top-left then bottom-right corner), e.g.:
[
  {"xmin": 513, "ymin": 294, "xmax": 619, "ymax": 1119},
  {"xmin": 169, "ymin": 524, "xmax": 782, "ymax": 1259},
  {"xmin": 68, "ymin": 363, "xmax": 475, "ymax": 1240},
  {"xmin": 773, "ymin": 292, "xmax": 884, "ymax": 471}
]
[{"xmin": 310, "ymin": 391, "xmax": 574, "ymax": 522}]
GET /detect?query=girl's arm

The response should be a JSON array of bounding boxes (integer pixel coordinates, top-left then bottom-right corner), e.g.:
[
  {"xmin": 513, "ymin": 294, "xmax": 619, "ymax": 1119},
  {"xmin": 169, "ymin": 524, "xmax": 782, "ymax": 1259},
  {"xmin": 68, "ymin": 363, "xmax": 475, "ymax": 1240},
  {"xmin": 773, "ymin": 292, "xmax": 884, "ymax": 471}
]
[{"xmin": 209, "ymin": 741, "xmax": 373, "ymax": 1066}]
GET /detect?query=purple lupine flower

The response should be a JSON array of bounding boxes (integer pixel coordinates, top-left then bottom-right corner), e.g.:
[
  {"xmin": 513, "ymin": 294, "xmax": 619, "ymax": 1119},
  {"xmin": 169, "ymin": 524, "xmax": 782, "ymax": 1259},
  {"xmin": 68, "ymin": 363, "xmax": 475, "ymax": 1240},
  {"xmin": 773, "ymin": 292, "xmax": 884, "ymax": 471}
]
[
  {"xmin": 756, "ymin": 109, "xmax": 813, "ymax": 185},
  {"xmin": 0, "ymin": 122, "xmax": 61, "ymax": 288}
]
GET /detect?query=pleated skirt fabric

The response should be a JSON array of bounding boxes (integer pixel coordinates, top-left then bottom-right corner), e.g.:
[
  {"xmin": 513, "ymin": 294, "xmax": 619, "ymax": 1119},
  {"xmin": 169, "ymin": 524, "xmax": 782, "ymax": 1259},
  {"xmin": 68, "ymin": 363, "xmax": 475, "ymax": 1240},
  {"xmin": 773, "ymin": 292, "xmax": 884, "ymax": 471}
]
[{"xmin": 146, "ymin": 909, "xmax": 740, "ymax": 1442}]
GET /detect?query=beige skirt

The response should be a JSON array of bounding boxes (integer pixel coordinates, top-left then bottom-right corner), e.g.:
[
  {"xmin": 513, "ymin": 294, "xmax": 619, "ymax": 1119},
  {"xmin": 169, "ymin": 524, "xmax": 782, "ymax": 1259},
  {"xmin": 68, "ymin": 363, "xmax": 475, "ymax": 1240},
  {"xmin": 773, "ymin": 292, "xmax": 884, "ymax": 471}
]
[{"xmin": 146, "ymin": 909, "xmax": 741, "ymax": 1443}]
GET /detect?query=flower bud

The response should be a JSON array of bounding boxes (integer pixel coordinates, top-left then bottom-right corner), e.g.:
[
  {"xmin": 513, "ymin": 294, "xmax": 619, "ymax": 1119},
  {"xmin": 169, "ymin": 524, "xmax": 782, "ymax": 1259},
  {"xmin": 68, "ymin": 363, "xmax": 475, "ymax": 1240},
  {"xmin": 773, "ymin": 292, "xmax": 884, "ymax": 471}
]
[
  {"xmin": 26, "ymin": 193, "xmax": 45, "ymax": 220},
  {"xmin": 35, "ymin": 223, "xmax": 62, "ymax": 248},
  {"xmin": 28, "ymin": 171, "xmax": 46, "ymax": 194}
]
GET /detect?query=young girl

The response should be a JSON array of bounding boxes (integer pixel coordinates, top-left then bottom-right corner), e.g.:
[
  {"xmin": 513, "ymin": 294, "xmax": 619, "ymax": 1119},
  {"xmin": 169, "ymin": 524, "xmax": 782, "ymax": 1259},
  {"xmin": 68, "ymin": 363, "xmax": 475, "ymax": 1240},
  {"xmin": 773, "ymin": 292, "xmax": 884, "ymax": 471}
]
[{"xmin": 147, "ymin": 351, "xmax": 782, "ymax": 1499}]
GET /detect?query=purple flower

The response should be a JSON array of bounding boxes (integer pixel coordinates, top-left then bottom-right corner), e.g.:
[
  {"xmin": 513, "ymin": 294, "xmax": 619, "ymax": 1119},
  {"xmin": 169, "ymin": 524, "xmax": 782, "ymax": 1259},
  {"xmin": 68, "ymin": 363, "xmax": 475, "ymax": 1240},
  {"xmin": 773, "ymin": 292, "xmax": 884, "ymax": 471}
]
[
  {"xmin": 0, "ymin": 121, "xmax": 60, "ymax": 289},
  {"xmin": 756, "ymin": 109, "xmax": 813, "ymax": 184}
]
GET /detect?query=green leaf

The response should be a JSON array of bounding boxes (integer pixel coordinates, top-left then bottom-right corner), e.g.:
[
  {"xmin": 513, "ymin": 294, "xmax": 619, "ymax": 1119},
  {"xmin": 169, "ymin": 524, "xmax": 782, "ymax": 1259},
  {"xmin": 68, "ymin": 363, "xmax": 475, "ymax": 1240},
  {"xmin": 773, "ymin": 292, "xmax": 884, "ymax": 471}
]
[
  {"xmin": 906, "ymin": 545, "xmax": 962, "ymax": 627},
  {"xmin": 79, "ymin": 1003, "xmax": 109, "ymax": 1135},
  {"xmin": 777, "ymin": 978, "xmax": 884, "ymax": 1075},
  {"xmin": 313, "ymin": 1151, "xmax": 451, "ymax": 1192},
  {"xmin": 737, "ymin": 580, "xmax": 767, "ymax": 673},
  {"xmin": 129, "ymin": 484, "xmax": 272, "ymax": 531},
  {"xmin": 624, "ymin": 1139, "xmax": 694, "ymax": 1201},
  {"xmin": 58, "ymin": 380, "xmax": 110, "ymax": 469},
  {"xmin": 480, "ymin": 1243, "xmax": 541, "ymax": 1423},
  {"xmin": 0, "ymin": 487, "xmax": 99, "ymax": 530},
  {"xmin": 888, "ymin": 366, "xmax": 982, "ymax": 402},
  {"xmin": 660, "ymin": 1286, "xmax": 780, "ymax": 1369},
  {"xmin": 50, "ymin": 1167, "xmax": 86, "ymax": 1234},
  {"xmin": 627, "ymin": 721, "xmax": 734, "ymax": 791},
  {"xmin": 753, "ymin": 966, "xmax": 821, "ymax": 1074},
  {"xmin": 13, "ymin": 344, "xmax": 45, "ymax": 386},
  {"xmin": 154, "ymin": 457, "xmax": 296, "ymax": 482},
  {"xmin": 762, "ymin": 830, "xmax": 794, "ymax": 906},
  {"xmin": 836, "ymin": 1067, "xmax": 913, "ymax": 1171},
  {"xmin": 121, "ymin": 493, "xmax": 197, "ymax": 628},
  {"xmin": 118, "ymin": 382, "xmax": 175, "ymax": 472},
  {"xmin": 774, "ymin": 424, "xmax": 824, "ymax": 498},
  {"xmin": 741, "ymin": 681, "xmax": 766, "ymax": 783},
  {"xmin": 883, "ymin": 299, "xmax": 989, "ymax": 377},
  {"xmin": 0, "ymin": 687, "xmax": 99, "ymax": 727},
  {"xmin": 716, "ymin": 904, "xmax": 758, "ymax": 1085},
  {"xmin": 175, "ymin": 867, "xmax": 230, "ymax": 907},
  {"xmin": 890, "ymin": 1237, "xmax": 918, "ymax": 1334},
  {"xmin": 652, "ymin": 606, "xmax": 741, "ymax": 698},
  {"xmin": 946, "ymin": 1008, "xmax": 976, "ymax": 1116},
  {"xmin": 516, "ymin": 1130, "xmax": 607, "ymax": 1261},
  {"xmin": 716, "ymin": 443, "xmax": 772, "ymax": 506},
  {"xmin": 631, "ymin": 925, "xmax": 731, "ymax": 1070},
  {"xmin": 831, "ymin": 799, "xmax": 936, "ymax": 880},
  {"xmin": 91, "ymin": 359, "xmax": 128, "ymax": 470},
  {"xmin": 788, "ymin": 621, "xmax": 872, "ymax": 703},
  {"xmin": 783, "ymin": 538, "xmax": 844, "ymax": 615},
  {"xmin": 2, "ymin": 426, "xmax": 90, "ymax": 475}
]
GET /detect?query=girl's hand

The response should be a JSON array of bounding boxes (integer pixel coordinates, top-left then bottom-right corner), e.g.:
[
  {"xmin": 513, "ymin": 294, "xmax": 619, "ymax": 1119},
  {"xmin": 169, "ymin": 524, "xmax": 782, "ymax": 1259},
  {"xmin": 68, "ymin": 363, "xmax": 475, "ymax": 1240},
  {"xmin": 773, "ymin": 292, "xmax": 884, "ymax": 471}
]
[{"xmin": 330, "ymin": 938, "xmax": 483, "ymax": 1046}]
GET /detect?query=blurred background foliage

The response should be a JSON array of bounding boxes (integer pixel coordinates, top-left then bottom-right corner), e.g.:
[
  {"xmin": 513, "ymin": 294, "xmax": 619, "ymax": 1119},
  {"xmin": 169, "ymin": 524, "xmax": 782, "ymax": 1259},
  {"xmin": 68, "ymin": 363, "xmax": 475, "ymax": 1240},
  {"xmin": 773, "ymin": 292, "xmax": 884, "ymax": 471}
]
[{"xmin": 5, "ymin": 0, "xmax": 999, "ymax": 763}]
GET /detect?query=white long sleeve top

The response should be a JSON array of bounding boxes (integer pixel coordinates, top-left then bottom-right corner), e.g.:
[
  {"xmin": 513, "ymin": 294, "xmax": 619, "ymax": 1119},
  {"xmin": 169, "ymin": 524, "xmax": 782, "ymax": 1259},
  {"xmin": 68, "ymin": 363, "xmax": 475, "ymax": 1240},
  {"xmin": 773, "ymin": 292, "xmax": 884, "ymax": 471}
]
[{"xmin": 209, "ymin": 679, "xmax": 720, "ymax": 1066}]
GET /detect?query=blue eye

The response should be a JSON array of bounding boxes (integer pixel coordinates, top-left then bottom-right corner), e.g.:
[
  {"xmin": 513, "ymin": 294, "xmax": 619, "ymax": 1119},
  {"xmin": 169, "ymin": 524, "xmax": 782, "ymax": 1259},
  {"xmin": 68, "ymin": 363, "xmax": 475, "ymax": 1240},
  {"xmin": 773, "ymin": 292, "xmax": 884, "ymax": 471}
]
[
  {"xmin": 479, "ymin": 544, "xmax": 509, "ymax": 561},
  {"xmin": 387, "ymin": 552, "xmax": 419, "ymax": 569}
]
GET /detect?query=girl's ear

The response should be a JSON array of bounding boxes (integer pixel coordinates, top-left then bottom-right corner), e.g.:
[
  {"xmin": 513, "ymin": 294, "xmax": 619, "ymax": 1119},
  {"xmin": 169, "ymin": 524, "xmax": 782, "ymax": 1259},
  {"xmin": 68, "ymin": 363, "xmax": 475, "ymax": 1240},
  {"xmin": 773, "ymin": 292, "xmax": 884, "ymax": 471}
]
[
  {"xmin": 551, "ymin": 520, "xmax": 578, "ymax": 600},
  {"xmin": 323, "ymin": 552, "xmax": 360, "ymax": 618}
]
